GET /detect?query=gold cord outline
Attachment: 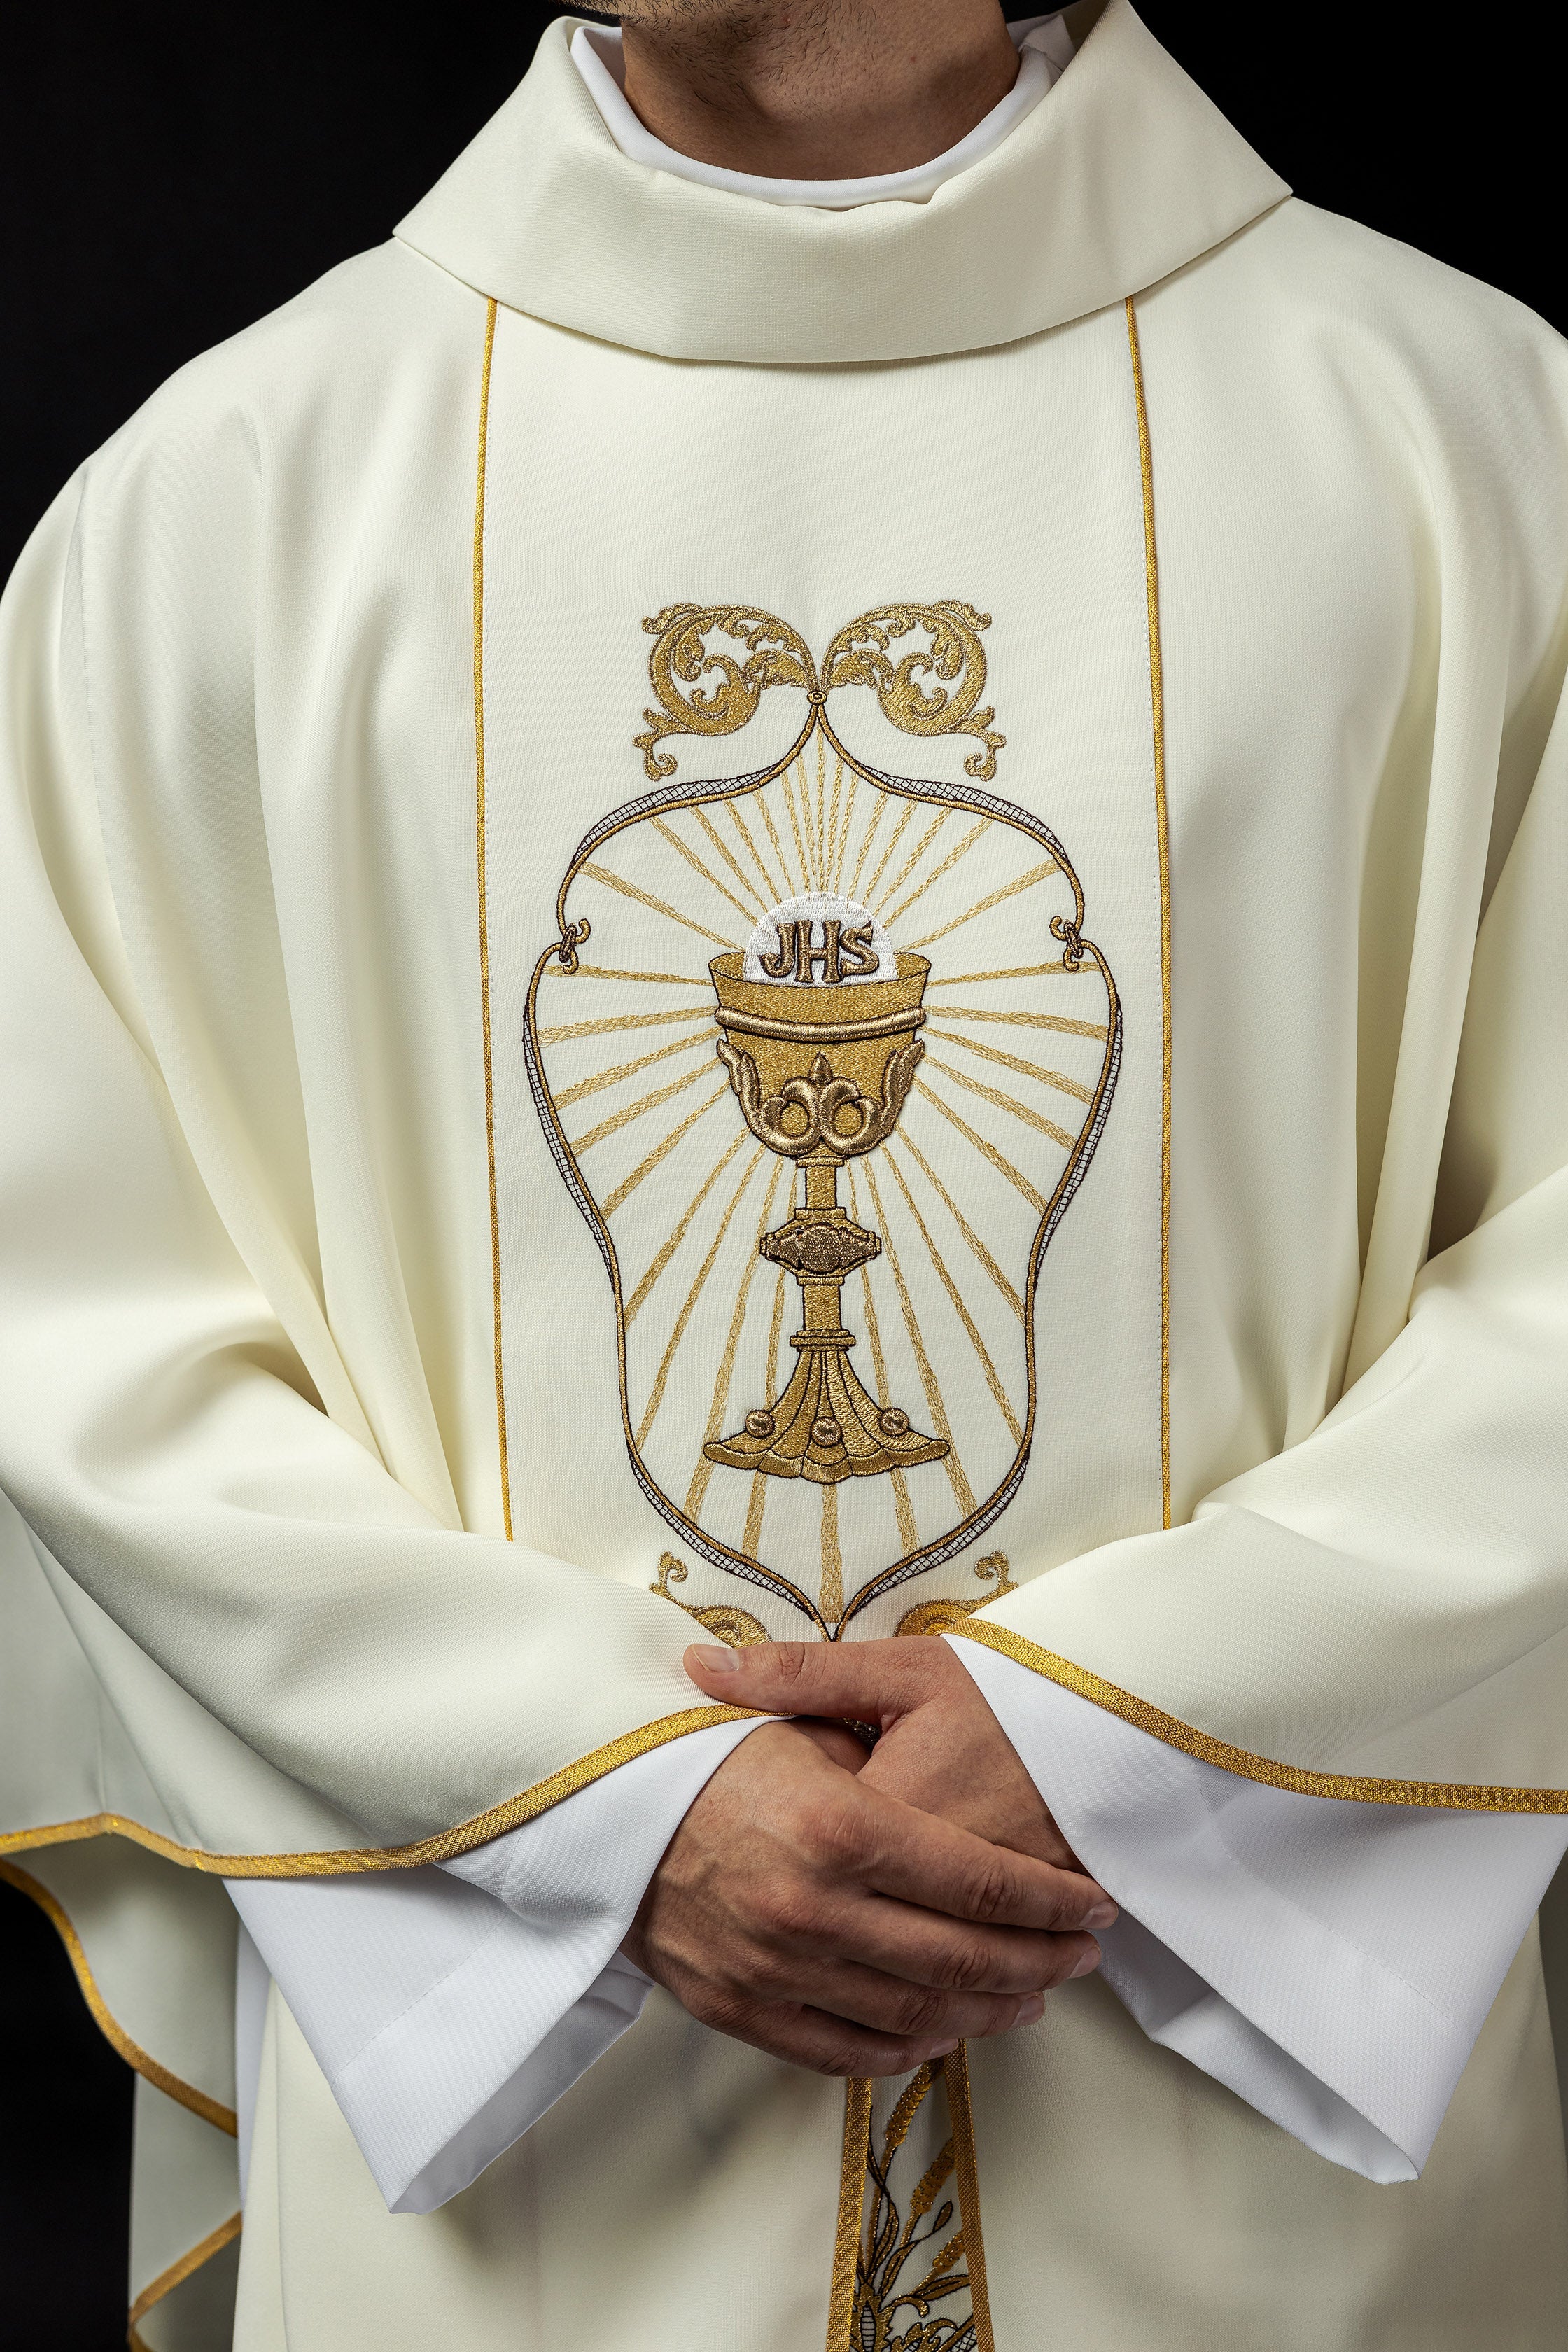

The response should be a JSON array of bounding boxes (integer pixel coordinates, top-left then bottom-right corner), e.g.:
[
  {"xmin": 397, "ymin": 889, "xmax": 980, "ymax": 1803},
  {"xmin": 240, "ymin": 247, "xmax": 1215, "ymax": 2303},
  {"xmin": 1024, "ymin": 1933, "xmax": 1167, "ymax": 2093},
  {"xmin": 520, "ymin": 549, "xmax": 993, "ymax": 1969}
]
[
  {"xmin": 951, "ymin": 1620, "xmax": 1568, "ymax": 1812},
  {"xmin": 0, "ymin": 1704, "xmax": 761, "ymax": 1878},
  {"xmin": 1126, "ymin": 293, "xmax": 1173, "ymax": 1532},
  {"xmin": 127, "ymin": 2212, "xmax": 242, "ymax": 2352},
  {"xmin": 0, "ymin": 1858, "xmax": 237, "ymax": 2132}
]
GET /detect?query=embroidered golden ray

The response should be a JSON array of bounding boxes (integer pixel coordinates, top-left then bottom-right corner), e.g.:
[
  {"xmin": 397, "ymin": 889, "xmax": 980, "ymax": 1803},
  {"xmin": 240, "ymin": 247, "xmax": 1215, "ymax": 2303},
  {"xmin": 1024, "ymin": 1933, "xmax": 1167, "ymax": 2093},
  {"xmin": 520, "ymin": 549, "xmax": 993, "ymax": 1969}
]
[{"xmin": 524, "ymin": 604, "xmax": 1120, "ymax": 1639}]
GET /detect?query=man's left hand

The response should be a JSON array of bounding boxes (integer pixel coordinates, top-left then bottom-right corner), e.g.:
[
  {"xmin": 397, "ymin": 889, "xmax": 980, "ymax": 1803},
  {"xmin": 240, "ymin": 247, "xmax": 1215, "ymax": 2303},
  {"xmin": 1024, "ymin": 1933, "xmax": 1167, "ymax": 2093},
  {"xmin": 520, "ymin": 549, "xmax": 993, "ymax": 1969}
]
[{"xmin": 685, "ymin": 1634, "xmax": 1094, "ymax": 1878}]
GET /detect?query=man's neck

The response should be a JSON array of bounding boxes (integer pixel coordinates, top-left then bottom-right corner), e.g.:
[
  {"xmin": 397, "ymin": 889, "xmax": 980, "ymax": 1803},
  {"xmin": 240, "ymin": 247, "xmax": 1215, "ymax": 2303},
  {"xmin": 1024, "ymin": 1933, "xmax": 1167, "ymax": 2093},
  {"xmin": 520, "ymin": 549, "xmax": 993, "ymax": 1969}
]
[{"xmin": 617, "ymin": 1, "xmax": 1022, "ymax": 183}]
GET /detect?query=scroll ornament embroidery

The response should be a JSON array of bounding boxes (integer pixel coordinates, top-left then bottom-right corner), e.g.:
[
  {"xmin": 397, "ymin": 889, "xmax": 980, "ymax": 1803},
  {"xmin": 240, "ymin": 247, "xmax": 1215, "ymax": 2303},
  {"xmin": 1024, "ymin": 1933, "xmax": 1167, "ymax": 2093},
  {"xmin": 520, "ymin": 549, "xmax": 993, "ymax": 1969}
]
[{"xmin": 524, "ymin": 603, "xmax": 1120, "ymax": 1639}]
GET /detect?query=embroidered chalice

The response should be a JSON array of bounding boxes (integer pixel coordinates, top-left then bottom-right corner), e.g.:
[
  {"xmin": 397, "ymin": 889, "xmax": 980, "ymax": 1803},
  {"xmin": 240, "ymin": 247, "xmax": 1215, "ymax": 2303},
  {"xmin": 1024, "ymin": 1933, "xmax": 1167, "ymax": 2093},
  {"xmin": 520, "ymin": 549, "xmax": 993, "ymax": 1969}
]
[{"xmin": 704, "ymin": 890, "xmax": 950, "ymax": 1484}]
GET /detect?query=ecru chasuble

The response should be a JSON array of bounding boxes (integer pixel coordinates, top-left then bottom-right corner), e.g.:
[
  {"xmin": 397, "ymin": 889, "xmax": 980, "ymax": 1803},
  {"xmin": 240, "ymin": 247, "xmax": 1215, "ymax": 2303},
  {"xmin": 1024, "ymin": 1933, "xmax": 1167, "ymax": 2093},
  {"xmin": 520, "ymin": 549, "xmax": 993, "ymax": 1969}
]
[{"xmin": 5, "ymin": 0, "xmax": 1568, "ymax": 2342}]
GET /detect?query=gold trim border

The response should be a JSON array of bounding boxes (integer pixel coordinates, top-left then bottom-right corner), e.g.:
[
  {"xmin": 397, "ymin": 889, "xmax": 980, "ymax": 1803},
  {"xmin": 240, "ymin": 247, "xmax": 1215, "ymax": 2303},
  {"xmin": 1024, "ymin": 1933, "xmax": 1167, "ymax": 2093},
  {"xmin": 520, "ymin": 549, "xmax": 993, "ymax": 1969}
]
[
  {"xmin": 943, "ymin": 2043, "xmax": 996, "ymax": 2352},
  {"xmin": 0, "ymin": 1703, "xmax": 757, "ymax": 1878},
  {"xmin": 1125, "ymin": 294, "xmax": 1173, "ymax": 1534},
  {"xmin": 0, "ymin": 1858, "xmax": 238, "ymax": 2133},
  {"xmin": 127, "ymin": 2211, "xmax": 242, "ymax": 2350},
  {"xmin": 473, "ymin": 294, "xmax": 511, "ymax": 1539},
  {"xmin": 824, "ymin": 2076, "xmax": 874, "ymax": 2352},
  {"xmin": 951, "ymin": 1620, "xmax": 1568, "ymax": 1812}
]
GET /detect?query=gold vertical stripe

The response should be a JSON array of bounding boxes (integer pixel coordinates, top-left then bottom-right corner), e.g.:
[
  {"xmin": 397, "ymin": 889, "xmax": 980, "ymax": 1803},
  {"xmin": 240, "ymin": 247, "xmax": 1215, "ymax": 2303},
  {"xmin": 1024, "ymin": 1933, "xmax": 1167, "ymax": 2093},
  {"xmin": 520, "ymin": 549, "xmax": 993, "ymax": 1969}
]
[
  {"xmin": 820, "ymin": 1482, "xmax": 844, "ymax": 1621},
  {"xmin": 1126, "ymin": 293, "xmax": 1174, "ymax": 1531},
  {"xmin": 0, "ymin": 1859, "xmax": 239, "ymax": 2134},
  {"xmin": 942, "ymin": 2046, "xmax": 996, "ymax": 2352},
  {"xmin": 472, "ymin": 296, "xmax": 510, "ymax": 1537},
  {"xmin": 825, "ymin": 2077, "xmax": 875, "ymax": 2352}
]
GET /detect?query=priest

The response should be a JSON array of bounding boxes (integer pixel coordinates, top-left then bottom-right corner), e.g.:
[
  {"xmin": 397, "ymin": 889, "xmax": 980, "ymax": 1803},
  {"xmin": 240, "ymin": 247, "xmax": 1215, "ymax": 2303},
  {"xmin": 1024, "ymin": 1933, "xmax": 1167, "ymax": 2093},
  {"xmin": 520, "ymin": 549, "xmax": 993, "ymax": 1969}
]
[{"xmin": 4, "ymin": 3, "xmax": 1568, "ymax": 2346}]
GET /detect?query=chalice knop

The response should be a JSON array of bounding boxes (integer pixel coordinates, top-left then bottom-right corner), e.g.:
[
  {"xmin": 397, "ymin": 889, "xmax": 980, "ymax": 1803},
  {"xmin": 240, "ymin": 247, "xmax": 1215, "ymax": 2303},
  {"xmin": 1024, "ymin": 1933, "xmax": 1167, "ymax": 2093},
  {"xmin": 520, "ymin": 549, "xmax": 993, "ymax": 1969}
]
[{"xmin": 703, "ymin": 934, "xmax": 949, "ymax": 1486}]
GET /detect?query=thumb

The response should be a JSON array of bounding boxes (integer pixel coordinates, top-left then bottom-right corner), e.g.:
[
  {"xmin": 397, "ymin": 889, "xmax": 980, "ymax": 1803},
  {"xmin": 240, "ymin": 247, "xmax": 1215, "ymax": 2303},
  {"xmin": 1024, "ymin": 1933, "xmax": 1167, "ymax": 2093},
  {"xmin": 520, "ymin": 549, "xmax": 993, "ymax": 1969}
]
[{"xmin": 685, "ymin": 1637, "xmax": 925, "ymax": 1728}]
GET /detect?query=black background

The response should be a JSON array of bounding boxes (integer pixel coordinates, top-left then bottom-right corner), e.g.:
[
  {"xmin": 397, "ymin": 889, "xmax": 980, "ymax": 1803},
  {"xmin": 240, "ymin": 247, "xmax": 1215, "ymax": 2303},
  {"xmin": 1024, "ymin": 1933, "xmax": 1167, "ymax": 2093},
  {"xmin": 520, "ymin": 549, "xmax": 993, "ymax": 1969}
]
[{"xmin": 0, "ymin": 6, "xmax": 1562, "ymax": 2345}]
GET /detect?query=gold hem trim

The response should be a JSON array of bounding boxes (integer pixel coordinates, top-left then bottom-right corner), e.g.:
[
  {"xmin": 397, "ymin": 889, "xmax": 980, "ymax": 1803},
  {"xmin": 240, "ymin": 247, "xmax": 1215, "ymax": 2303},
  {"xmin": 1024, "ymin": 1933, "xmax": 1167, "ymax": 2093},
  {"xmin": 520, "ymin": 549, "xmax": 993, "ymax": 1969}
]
[
  {"xmin": 825, "ymin": 2076, "xmax": 874, "ymax": 2352},
  {"xmin": 473, "ymin": 294, "xmax": 510, "ymax": 1539},
  {"xmin": 127, "ymin": 2211, "xmax": 242, "ymax": 2348},
  {"xmin": 943, "ymin": 2043, "xmax": 996, "ymax": 2352},
  {"xmin": 0, "ymin": 1704, "xmax": 758, "ymax": 1878},
  {"xmin": 0, "ymin": 1858, "xmax": 239, "ymax": 2134},
  {"xmin": 1126, "ymin": 294, "xmax": 1173, "ymax": 1535},
  {"xmin": 951, "ymin": 1621, "xmax": 1568, "ymax": 1811}
]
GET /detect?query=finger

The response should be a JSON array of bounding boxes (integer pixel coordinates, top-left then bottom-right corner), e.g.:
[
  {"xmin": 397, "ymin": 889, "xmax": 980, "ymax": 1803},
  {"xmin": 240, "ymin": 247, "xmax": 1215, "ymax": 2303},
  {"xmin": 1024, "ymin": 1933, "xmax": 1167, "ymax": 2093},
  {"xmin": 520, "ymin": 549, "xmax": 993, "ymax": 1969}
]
[
  {"xmin": 802, "ymin": 1888, "xmax": 1103, "ymax": 1994},
  {"xmin": 704, "ymin": 1995, "xmax": 967, "ymax": 2081},
  {"xmin": 686, "ymin": 1636, "xmax": 931, "ymax": 1730},
  {"xmin": 829, "ymin": 1779, "xmax": 1116, "ymax": 1932},
  {"xmin": 762, "ymin": 1954, "xmax": 1051, "ymax": 2043}
]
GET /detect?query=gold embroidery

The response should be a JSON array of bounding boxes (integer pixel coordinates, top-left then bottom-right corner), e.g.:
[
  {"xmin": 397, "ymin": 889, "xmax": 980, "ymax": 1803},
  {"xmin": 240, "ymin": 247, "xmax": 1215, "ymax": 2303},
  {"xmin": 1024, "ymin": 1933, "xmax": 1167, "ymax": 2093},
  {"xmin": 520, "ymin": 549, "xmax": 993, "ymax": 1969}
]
[
  {"xmin": 650, "ymin": 815, "xmax": 760, "ymax": 929},
  {"xmin": 912, "ymin": 1078, "xmax": 1047, "ymax": 1214},
  {"xmin": 895, "ymin": 1553, "xmax": 1018, "ymax": 1638},
  {"xmin": 537, "ymin": 1006, "xmax": 713, "ymax": 1044},
  {"xmin": 902, "ymin": 858, "xmax": 1058, "ymax": 953},
  {"xmin": 820, "ymin": 1483, "xmax": 846, "ymax": 1620},
  {"xmin": 827, "ymin": 2078, "xmax": 876, "ymax": 2352},
  {"xmin": 861, "ymin": 1159, "xmax": 976, "ymax": 1518},
  {"xmin": 636, "ymin": 1149, "xmax": 766, "ymax": 1448},
  {"xmin": 1126, "ymin": 293, "xmax": 1174, "ymax": 1531},
  {"xmin": 650, "ymin": 1554, "xmax": 769, "ymax": 1647},
  {"xmin": 635, "ymin": 605, "xmax": 817, "ymax": 780},
  {"xmin": 580, "ymin": 858, "xmax": 737, "ymax": 951},
  {"xmin": 572, "ymin": 1060, "xmax": 713, "ymax": 1157},
  {"xmin": 934, "ymin": 1002, "xmax": 1109, "ymax": 1038},
  {"xmin": 943, "ymin": 2044, "xmax": 997, "ymax": 2352},
  {"xmin": 601, "ymin": 1082, "xmax": 729, "ymax": 1218},
  {"xmin": 925, "ymin": 1054, "xmax": 1079, "ymax": 1151},
  {"xmin": 928, "ymin": 1025, "xmax": 1096, "ymax": 1102},
  {"xmin": 886, "ymin": 1135, "xmax": 1023, "ymax": 1322},
  {"xmin": 625, "ymin": 1128, "xmax": 752, "ymax": 1329},
  {"xmin": 822, "ymin": 602, "xmax": 1006, "ymax": 780},
  {"xmin": 883, "ymin": 816, "xmax": 992, "ymax": 928},
  {"xmin": 692, "ymin": 802, "xmax": 771, "ymax": 913},
  {"xmin": 554, "ymin": 1029, "xmax": 710, "ymax": 1112},
  {"xmin": 685, "ymin": 1158, "xmax": 789, "ymax": 1516},
  {"xmin": 523, "ymin": 603, "xmax": 1120, "ymax": 1639}
]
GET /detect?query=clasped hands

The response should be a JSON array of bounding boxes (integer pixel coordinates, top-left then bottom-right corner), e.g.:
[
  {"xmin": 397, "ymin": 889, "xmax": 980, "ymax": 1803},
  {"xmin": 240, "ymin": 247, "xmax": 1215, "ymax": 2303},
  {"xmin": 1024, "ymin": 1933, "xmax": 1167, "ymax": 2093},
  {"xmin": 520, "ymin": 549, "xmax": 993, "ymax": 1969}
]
[{"xmin": 621, "ymin": 1636, "xmax": 1115, "ymax": 2077}]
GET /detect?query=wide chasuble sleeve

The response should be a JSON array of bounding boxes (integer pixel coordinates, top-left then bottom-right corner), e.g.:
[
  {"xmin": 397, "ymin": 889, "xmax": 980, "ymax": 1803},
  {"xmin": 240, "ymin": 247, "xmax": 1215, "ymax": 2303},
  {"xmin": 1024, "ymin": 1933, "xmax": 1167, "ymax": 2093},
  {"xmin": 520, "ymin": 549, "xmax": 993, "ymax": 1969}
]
[{"xmin": 6, "ymin": 3, "xmax": 1568, "ymax": 2345}]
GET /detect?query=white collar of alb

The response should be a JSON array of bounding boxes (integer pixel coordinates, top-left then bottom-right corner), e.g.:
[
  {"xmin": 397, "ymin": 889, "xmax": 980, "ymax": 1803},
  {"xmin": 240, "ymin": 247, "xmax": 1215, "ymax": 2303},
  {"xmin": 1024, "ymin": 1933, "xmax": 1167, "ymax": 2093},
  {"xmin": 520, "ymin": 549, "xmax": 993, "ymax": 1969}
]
[{"xmin": 570, "ymin": 14, "xmax": 1074, "ymax": 209}]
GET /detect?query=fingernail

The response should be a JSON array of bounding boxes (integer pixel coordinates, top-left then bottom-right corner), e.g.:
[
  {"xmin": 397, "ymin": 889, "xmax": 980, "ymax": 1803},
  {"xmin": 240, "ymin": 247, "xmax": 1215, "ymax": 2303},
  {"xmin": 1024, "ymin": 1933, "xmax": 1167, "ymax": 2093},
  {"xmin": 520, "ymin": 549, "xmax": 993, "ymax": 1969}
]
[
  {"xmin": 1070, "ymin": 1947, "xmax": 1100, "ymax": 1978},
  {"xmin": 1085, "ymin": 1900, "xmax": 1118, "ymax": 1929},
  {"xmin": 690, "ymin": 1644, "xmax": 742, "ymax": 1673},
  {"xmin": 1017, "ymin": 1996, "xmax": 1046, "ymax": 2025}
]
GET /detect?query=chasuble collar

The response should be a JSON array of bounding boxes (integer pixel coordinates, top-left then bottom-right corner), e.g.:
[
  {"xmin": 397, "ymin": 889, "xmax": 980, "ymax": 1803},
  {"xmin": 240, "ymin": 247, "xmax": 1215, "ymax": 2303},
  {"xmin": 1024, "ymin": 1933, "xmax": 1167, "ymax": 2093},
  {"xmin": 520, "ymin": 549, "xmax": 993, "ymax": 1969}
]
[{"xmin": 394, "ymin": 0, "xmax": 1290, "ymax": 365}]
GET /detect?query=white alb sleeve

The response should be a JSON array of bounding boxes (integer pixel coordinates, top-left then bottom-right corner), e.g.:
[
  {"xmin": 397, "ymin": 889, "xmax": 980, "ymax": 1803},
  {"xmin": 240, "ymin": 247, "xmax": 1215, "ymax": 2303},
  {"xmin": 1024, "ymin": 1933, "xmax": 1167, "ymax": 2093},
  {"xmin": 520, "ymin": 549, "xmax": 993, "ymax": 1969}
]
[
  {"xmin": 948, "ymin": 1635, "xmax": 1568, "ymax": 2179},
  {"xmin": 227, "ymin": 1716, "xmax": 762, "ymax": 2213}
]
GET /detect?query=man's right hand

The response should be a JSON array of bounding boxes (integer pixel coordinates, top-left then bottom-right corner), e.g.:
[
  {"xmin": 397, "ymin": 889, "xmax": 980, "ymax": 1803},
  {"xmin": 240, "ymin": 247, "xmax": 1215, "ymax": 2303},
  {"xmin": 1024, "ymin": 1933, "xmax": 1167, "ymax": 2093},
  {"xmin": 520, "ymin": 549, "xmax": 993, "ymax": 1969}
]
[{"xmin": 620, "ymin": 1719, "xmax": 1116, "ymax": 2076}]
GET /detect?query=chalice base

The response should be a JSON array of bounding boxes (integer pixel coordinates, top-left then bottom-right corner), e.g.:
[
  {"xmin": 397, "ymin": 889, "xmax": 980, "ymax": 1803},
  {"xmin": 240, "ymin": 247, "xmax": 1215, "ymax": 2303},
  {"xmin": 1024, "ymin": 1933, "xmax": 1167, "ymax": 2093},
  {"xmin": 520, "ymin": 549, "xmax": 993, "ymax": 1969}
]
[{"xmin": 704, "ymin": 1329, "xmax": 948, "ymax": 1485}]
